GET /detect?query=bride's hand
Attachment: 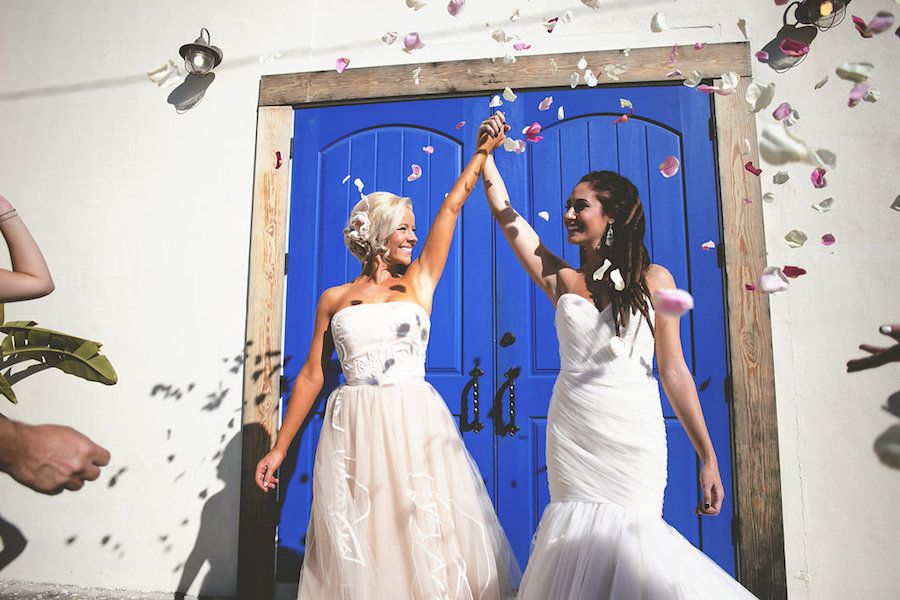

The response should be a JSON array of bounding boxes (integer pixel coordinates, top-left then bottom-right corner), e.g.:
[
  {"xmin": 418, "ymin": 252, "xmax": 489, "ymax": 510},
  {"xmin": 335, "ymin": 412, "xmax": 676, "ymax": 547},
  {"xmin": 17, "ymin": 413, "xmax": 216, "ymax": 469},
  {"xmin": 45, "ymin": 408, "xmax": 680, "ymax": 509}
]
[
  {"xmin": 255, "ymin": 448, "xmax": 285, "ymax": 492},
  {"xmin": 695, "ymin": 460, "xmax": 724, "ymax": 516}
]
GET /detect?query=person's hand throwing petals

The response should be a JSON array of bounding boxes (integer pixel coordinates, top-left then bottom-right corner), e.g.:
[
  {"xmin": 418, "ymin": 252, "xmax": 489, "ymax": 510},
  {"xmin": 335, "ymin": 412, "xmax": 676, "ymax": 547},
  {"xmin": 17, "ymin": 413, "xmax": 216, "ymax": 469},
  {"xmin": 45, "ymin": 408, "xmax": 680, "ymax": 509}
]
[{"xmin": 847, "ymin": 324, "xmax": 900, "ymax": 372}]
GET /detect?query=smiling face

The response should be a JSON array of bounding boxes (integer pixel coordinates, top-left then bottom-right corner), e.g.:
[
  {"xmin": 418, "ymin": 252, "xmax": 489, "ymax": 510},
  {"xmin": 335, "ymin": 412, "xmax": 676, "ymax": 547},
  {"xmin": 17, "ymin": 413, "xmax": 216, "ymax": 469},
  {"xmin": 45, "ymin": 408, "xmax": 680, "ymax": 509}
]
[
  {"xmin": 563, "ymin": 181, "xmax": 614, "ymax": 248},
  {"xmin": 384, "ymin": 207, "xmax": 417, "ymax": 265}
]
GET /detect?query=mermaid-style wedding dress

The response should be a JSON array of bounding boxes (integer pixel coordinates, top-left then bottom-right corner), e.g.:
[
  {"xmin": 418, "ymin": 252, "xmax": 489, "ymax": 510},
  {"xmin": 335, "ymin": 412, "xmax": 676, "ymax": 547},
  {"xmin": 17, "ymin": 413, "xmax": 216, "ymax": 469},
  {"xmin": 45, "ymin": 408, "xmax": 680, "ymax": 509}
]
[
  {"xmin": 517, "ymin": 293, "xmax": 756, "ymax": 599},
  {"xmin": 298, "ymin": 301, "xmax": 519, "ymax": 600}
]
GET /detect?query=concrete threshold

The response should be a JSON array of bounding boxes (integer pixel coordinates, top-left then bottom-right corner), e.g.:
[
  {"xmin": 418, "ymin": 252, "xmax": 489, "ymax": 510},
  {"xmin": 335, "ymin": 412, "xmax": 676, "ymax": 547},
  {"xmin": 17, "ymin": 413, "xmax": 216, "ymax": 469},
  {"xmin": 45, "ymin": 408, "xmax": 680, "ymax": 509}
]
[{"xmin": 0, "ymin": 581, "xmax": 299, "ymax": 600}]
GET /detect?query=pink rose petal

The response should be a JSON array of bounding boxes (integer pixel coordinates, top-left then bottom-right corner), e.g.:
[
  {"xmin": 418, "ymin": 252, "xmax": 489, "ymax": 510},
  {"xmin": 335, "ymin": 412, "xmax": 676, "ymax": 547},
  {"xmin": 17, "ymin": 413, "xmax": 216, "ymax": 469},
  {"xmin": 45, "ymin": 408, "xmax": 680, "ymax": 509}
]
[
  {"xmin": 772, "ymin": 102, "xmax": 792, "ymax": 120},
  {"xmin": 782, "ymin": 265, "xmax": 806, "ymax": 279},
  {"xmin": 513, "ymin": 42, "xmax": 532, "ymax": 51},
  {"xmin": 810, "ymin": 167, "xmax": 827, "ymax": 189},
  {"xmin": 701, "ymin": 240, "xmax": 716, "ymax": 251},
  {"xmin": 669, "ymin": 44, "xmax": 679, "ymax": 65},
  {"xmin": 758, "ymin": 267, "xmax": 790, "ymax": 293},
  {"xmin": 821, "ymin": 234, "xmax": 835, "ymax": 246},
  {"xmin": 744, "ymin": 197, "xmax": 753, "ymax": 204},
  {"xmin": 455, "ymin": 121, "xmax": 466, "ymax": 129},
  {"xmin": 745, "ymin": 161, "xmax": 762, "ymax": 176},
  {"xmin": 696, "ymin": 84, "xmax": 717, "ymax": 94},
  {"xmin": 756, "ymin": 50, "xmax": 769, "ymax": 61},
  {"xmin": 422, "ymin": 146, "xmax": 434, "ymax": 154},
  {"xmin": 659, "ymin": 156, "xmax": 680, "ymax": 178},
  {"xmin": 868, "ymin": 12, "xmax": 895, "ymax": 35},
  {"xmin": 538, "ymin": 96, "xmax": 553, "ymax": 111},
  {"xmin": 275, "ymin": 151, "xmax": 283, "ymax": 170},
  {"xmin": 745, "ymin": 283, "xmax": 757, "ymax": 291},
  {"xmin": 335, "ymin": 58, "xmax": 350, "ymax": 73},
  {"xmin": 407, "ymin": 164, "xmax": 422, "ymax": 182},
  {"xmin": 544, "ymin": 17, "xmax": 559, "ymax": 33},
  {"xmin": 613, "ymin": 109, "xmax": 634, "ymax": 125},
  {"xmin": 651, "ymin": 288, "xmax": 695, "ymax": 317},
  {"xmin": 382, "ymin": 31, "xmax": 398, "ymax": 45},
  {"xmin": 852, "ymin": 15, "xmax": 871, "ymax": 37},
  {"xmin": 780, "ymin": 38, "xmax": 809, "ymax": 57},
  {"xmin": 667, "ymin": 70, "xmax": 683, "ymax": 78},
  {"xmin": 522, "ymin": 122, "xmax": 542, "ymax": 140},
  {"xmin": 447, "ymin": 0, "xmax": 465, "ymax": 17},
  {"xmin": 694, "ymin": 42, "xmax": 707, "ymax": 50},
  {"xmin": 403, "ymin": 32, "xmax": 425, "ymax": 53},
  {"xmin": 848, "ymin": 83, "xmax": 868, "ymax": 107}
]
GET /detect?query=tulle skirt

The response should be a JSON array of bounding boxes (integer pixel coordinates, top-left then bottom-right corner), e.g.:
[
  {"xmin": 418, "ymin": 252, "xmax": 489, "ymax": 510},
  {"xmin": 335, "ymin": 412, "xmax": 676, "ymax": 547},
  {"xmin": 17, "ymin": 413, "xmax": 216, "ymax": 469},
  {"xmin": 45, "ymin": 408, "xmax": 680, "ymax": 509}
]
[{"xmin": 298, "ymin": 380, "xmax": 520, "ymax": 600}]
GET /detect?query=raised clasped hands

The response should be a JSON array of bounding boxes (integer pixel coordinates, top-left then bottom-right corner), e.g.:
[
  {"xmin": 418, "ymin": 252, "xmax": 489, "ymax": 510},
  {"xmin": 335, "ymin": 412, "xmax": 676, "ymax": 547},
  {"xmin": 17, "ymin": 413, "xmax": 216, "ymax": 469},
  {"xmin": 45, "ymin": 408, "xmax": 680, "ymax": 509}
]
[{"xmin": 478, "ymin": 111, "xmax": 509, "ymax": 152}]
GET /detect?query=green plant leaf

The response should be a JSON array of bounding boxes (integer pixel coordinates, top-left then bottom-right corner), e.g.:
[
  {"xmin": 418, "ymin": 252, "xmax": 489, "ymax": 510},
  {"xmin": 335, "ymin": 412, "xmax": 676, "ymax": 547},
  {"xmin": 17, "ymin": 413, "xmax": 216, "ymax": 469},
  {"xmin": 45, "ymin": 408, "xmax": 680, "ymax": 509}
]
[
  {"xmin": 0, "ymin": 372, "xmax": 17, "ymax": 404},
  {"xmin": 0, "ymin": 322, "xmax": 117, "ymax": 386}
]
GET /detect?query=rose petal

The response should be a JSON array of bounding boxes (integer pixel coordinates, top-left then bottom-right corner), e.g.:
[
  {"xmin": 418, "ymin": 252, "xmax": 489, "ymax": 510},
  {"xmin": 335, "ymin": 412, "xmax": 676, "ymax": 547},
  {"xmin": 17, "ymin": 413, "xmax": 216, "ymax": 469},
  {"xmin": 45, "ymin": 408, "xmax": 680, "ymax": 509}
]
[
  {"xmin": 756, "ymin": 50, "xmax": 770, "ymax": 61},
  {"xmin": 403, "ymin": 32, "xmax": 425, "ymax": 53},
  {"xmin": 335, "ymin": 58, "xmax": 350, "ymax": 73},
  {"xmin": 275, "ymin": 151, "xmax": 283, "ymax": 169},
  {"xmin": 815, "ymin": 149, "xmax": 836, "ymax": 170},
  {"xmin": 407, "ymin": 164, "xmax": 422, "ymax": 182},
  {"xmin": 510, "ymin": 8, "xmax": 520, "ymax": 21},
  {"xmin": 503, "ymin": 54, "xmax": 516, "ymax": 65},
  {"xmin": 784, "ymin": 109, "xmax": 800, "ymax": 127},
  {"xmin": 412, "ymin": 67, "xmax": 422, "ymax": 85},
  {"xmin": 743, "ymin": 139, "xmax": 752, "ymax": 156},
  {"xmin": 683, "ymin": 70, "xmax": 704, "ymax": 88},
  {"xmin": 852, "ymin": 15, "xmax": 871, "ymax": 37},
  {"xmin": 522, "ymin": 122, "xmax": 542, "ymax": 138},
  {"xmin": 696, "ymin": 84, "xmax": 717, "ymax": 94},
  {"xmin": 659, "ymin": 156, "xmax": 680, "ymax": 178},
  {"xmin": 717, "ymin": 71, "xmax": 740, "ymax": 95},
  {"xmin": 342, "ymin": 174, "xmax": 352, "ymax": 184},
  {"xmin": 584, "ymin": 69, "xmax": 598, "ymax": 87},
  {"xmin": 354, "ymin": 178, "xmax": 365, "ymax": 193},
  {"xmin": 667, "ymin": 70, "xmax": 683, "ymax": 78},
  {"xmin": 757, "ymin": 267, "xmax": 790, "ymax": 293},
  {"xmin": 492, "ymin": 30, "xmax": 513, "ymax": 44},
  {"xmin": 609, "ymin": 336, "xmax": 625, "ymax": 357},
  {"xmin": 604, "ymin": 64, "xmax": 628, "ymax": 80},
  {"xmin": 759, "ymin": 124, "xmax": 813, "ymax": 165},
  {"xmin": 738, "ymin": 18, "xmax": 749, "ymax": 38},
  {"xmin": 382, "ymin": 31, "xmax": 398, "ymax": 45},
  {"xmin": 406, "ymin": 0, "xmax": 427, "ymax": 9},
  {"xmin": 811, "ymin": 167, "xmax": 827, "ymax": 189},
  {"xmin": 814, "ymin": 76, "xmax": 828, "ymax": 89},
  {"xmin": 455, "ymin": 121, "xmax": 466, "ymax": 129},
  {"xmin": 570, "ymin": 72, "xmax": 580, "ymax": 88},
  {"xmin": 503, "ymin": 138, "xmax": 526, "ymax": 154},
  {"xmin": 513, "ymin": 42, "xmax": 531, "ymax": 51},
  {"xmin": 780, "ymin": 38, "xmax": 809, "ymax": 57},
  {"xmin": 745, "ymin": 284, "xmax": 757, "ymax": 291},
  {"xmin": 557, "ymin": 106, "xmax": 565, "ymax": 120},
  {"xmin": 782, "ymin": 265, "xmax": 806, "ymax": 278},
  {"xmin": 447, "ymin": 0, "xmax": 465, "ymax": 17},
  {"xmin": 577, "ymin": 56, "xmax": 588, "ymax": 70},
  {"xmin": 745, "ymin": 161, "xmax": 763, "ymax": 176},
  {"xmin": 694, "ymin": 42, "xmax": 707, "ymax": 50},
  {"xmin": 543, "ymin": 17, "xmax": 559, "ymax": 33},
  {"xmin": 763, "ymin": 192, "xmax": 775, "ymax": 203},
  {"xmin": 744, "ymin": 198, "xmax": 753, "ymax": 204},
  {"xmin": 821, "ymin": 234, "xmax": 835, "ymax": 246},
  {"xmin": 669, "ymin": 44, "xmax": 679, "ymax": 64},
  {"xmin": 773, "ymin": 171, "xmax": 790, "ymax": 184},
  {"xmin": 848, "ymin": 83, "xmax": 868, "ymax": 107},
  {"xmin": 620, "ymin": 98, "xmax": 633, "ymax": 109},
  {"xmin": 864, "ymin": 88, "xmax": 880, "ymax": 103},
  {"xmin": 537, "ymin": 211, "xmax": 550, "ymax": 221},
  {"xmin": 422, "ymin": 146, "xmax": 434, "ymax": 154},
  {"xmin": 651, "ymin": 12, "xmax": 668, "ymax": 32},
  {"xmin": 539, "ymin": 96, "xmax": 553, "ymax": 111},
  {"xmin": 592, "ymin": 258, "xmax": 612, "ymax": 281},
  {"xmin": 701, "ymin": 240, "xmax": 716, "ymax": 251},
  {"xmin": 836, "ymin": 63, "xmax": 874, "ymax": 83},
  {"xmin": 784, "ymin": 229, "xmax": 808, "ymax": 248},
  {"xmin": 562, "ymin": 10, "xmax": 574, "ymax": 24},
  {"xmin": 613, "ymin": 109, "xmax": 634, "ymax": 125},
  {"xmin": 652, "ymin": 288, "xmax": 695, "ymax": 317},
  {"xmin": 812, "ymin": 197, "xmax": 835, "ymax": 212},
  {"xmin": 582, "ymin": 0, "xmax": 601, "ymax": 8},
  {"xmin": 609, "ymin": 268, "xmax": 625, "ymax": 291},
  {"xmin": 489, "ymin": 95, "xmax": 503, "ymax": 108},
  {"xmin": 746, "ymin": 80, "xmax": 776, "ymax": 112},
  {"xmin": 772, "ymin": 102, "xmax": 792, "ymax": 120}
]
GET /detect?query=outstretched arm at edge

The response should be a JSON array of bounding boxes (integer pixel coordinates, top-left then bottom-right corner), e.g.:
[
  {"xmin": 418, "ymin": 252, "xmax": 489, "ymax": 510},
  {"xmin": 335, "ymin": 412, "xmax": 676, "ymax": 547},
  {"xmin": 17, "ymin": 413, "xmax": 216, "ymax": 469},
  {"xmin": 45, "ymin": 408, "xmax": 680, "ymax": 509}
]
[{"xmin": 0, "ymin": 194, "xmax": 54, "ymax": 302}]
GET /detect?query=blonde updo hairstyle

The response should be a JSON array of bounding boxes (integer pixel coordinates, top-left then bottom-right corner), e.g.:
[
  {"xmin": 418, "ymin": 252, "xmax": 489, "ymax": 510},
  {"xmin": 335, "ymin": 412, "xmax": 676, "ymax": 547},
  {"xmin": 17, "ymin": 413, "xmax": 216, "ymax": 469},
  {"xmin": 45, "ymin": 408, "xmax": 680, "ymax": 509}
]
[{"xmin": 343, "ymin": 192, "xmax": 413, "ymax": 264}]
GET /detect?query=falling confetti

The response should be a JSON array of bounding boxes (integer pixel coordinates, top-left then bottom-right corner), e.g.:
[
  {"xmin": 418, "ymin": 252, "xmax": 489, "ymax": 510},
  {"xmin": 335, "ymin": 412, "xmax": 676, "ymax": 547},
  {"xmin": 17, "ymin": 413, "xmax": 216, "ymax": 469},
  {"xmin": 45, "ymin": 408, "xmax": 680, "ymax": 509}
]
[
  {"xmin": 745, "ymin": 161, "xmax": 763, "ymax": 176},
  {"xmin": 659, "ymin": 156, "xmax": 680, "ymax": 178},
  {"xmin": 821, "ymin": 234, "xmax": 835, "ymax": 246},
  {"xmin": 503, "ymin": 137, "xmax": 526, "ymax": 154},
  {"xmin": 562, "ymin": 9, "xmax": 574, "ymax": 24},
  {"xmin": 335, "ymin": 58, "xmax": 350, "ymax": 73},
  {"xmin": 613, "ymin": 109, "xmax": 634, "ymax": 125},
  {"xmin": 813, "ymin": 197, "xmax": 835, "ymax": 212},
  {"xmin": 609, "ymin": 269, "xmax": 625, "ymax": 291},
  {"xmin": 604, "ymin": 64, "xmax": 628, "ymax": 80},
  {"xmin": 811, "ymin": 167, "xmax": 827, "ymax": 189},
  {"xmin": 784, "ymin": 229, "xmax": 808, "ymax": 248},
  {"xmin": 701, "ymin": 240, "xmax": 716, "ymax": 251},
  {"xmin": 848, "ymin": 83, "xmax": 869, "ymax": 107},
  {"xmin": 537, "ymin": 211, "xmax": 550, "ymax": 221},
  {"xmin": 539, "ymin": 96, "xmax": 553, "ymax": 111},
  {"xmin": 582, "ymin": 0, "xmax": 601, "ymax": 8},
  {"xmin": 407, "ymin": 164, "xmax": 422, "ymax": 182},
  {"xmin": 652, "ymin": 288, "xmax": 695, "ymax": 317}
]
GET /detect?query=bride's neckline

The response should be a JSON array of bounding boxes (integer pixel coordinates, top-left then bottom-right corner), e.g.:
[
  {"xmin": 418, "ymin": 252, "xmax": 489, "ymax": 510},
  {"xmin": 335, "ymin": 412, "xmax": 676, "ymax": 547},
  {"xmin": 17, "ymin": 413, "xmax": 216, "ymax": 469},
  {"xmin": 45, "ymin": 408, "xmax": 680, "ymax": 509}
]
[
  {"xmin": 557, "ymin": 292, "xmax": 611, "ymax": 315},
  {"xmin": 332, "ymin": 300, "xmax": 429, "ymax": 322}
]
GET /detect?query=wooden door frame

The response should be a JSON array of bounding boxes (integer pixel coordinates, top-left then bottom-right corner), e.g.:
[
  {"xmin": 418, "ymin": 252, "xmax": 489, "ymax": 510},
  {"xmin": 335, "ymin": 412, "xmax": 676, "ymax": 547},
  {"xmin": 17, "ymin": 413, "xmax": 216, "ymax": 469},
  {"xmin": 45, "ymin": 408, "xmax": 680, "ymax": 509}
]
[{"xmin": 239, "ymin": 41, "xmax": 786, "ymax": 599}]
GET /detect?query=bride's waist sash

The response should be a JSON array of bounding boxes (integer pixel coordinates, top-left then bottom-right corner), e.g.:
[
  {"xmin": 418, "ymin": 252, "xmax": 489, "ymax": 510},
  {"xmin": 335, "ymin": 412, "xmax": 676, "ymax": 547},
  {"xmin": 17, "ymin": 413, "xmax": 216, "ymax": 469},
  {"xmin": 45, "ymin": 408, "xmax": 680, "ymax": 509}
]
[{"xmin": 342, "ymin": 373, "xmax": 426, "ymax": 387}]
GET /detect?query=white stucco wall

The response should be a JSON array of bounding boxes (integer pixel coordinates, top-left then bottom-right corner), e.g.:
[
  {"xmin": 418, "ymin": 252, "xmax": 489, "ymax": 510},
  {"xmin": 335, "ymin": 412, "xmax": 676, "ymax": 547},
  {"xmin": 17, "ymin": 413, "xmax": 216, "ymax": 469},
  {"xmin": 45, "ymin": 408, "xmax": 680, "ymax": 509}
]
[{"xmin": 0, "ymin": 1, "xmax": 897, "ymax": 598}]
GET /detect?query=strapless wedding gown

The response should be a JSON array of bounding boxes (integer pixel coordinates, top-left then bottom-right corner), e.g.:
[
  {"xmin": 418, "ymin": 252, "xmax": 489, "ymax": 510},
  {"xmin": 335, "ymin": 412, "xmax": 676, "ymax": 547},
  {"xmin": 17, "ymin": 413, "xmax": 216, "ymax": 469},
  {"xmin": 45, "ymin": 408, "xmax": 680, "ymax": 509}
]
[
  {"xmin": 298, "ymin": 301, "xmax": 519, "ymax": 600},
  {"xmin": 518, "ymin": 294, "xmax": 756, "ymax": 599}
]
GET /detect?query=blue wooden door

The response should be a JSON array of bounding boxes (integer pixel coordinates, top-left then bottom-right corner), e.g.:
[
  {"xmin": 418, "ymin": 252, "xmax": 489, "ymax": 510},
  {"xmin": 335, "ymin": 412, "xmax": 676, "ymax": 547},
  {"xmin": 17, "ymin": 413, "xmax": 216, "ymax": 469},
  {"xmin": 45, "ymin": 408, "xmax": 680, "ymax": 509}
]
[{"xmin": 278, "ymin": 86, "xmax": 734, "ymax": 578}]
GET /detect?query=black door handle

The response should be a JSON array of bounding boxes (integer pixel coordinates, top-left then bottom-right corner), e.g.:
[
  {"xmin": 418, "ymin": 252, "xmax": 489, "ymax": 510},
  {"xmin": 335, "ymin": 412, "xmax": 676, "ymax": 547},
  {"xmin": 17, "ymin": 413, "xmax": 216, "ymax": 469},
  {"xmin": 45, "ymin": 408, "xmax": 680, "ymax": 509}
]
[
  {"xmin": 495, "ymin": 366, "xmax": 521, "ymax": 437},
  {"xmin": 459, "ymin": 365, "xmax": 485, "ymax": 434}
]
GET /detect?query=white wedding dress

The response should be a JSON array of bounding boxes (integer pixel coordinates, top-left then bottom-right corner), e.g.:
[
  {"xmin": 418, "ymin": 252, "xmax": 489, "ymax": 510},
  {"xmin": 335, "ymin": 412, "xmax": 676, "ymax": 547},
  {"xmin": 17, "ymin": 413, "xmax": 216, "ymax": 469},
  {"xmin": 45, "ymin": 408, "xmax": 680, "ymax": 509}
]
[
  {"xmin": 518, "ymin": 293, "xmax": 756, "ymax": 599},
  {"xmin": 298, "ymin": 301, "xmax": 519, "ymax": 600}
]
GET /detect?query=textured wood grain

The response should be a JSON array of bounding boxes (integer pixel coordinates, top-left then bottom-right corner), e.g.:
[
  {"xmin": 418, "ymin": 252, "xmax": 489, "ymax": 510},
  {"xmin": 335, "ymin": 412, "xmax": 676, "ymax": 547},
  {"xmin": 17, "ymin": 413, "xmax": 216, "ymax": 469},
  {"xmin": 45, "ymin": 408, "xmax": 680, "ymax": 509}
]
[
  {"xmin": 714, "ymin": 78, "xmax": 787, "ymax": 598},
  {"xmin": 259, "ymin": 42, "xmax": 752, "ymax": 107},
  {"xmin": 238, "ymin": 105, "xmax": 292, "ymax": 600}
]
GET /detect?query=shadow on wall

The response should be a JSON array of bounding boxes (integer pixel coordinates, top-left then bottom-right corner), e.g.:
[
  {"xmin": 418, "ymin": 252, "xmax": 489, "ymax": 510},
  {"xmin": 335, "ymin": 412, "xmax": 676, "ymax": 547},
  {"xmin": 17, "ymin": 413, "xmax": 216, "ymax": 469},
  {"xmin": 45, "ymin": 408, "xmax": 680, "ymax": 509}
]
[
  {"xmin": 875, "ymin": 391, "xmax": 900, "ymax": 469},
  {"xmin": 0, "ymin": 513, "xmax": 27, "ymax": 571}
]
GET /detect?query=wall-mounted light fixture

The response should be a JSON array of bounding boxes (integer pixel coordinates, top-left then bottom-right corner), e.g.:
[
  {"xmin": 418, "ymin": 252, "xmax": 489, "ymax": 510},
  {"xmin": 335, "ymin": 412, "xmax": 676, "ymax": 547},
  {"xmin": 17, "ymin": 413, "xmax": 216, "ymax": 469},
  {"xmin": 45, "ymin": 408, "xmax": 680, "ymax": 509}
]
[
  {"xmin": 179, "ymin": 28, "xmax": 223, "ymax": 76},
  {"xmin": 790, "ymin": 0, "xmax": 852, "ymax": 31}
]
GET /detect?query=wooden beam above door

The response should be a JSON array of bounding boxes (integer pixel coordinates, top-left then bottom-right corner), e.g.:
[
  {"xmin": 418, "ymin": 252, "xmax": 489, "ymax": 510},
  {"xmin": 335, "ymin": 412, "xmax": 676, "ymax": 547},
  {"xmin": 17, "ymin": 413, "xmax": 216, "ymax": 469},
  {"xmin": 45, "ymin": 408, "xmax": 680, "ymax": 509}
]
[{"xmin": 259, "ymin": 42, "xmax": 753, "ymax": 107}]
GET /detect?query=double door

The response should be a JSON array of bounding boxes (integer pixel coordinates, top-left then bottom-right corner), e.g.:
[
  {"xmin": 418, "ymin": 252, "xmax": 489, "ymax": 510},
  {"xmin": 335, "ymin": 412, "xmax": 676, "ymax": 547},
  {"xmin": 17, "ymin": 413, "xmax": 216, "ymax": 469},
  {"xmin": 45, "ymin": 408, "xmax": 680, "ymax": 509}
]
[{"xmin": 277, "ymin": 86, "xmax": 734, "ymax": 576}]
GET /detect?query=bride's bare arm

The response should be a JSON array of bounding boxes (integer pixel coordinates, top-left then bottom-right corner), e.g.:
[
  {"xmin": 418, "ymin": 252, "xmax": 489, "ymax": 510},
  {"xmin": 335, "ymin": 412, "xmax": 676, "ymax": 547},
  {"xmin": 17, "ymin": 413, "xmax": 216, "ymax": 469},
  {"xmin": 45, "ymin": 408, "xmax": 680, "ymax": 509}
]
[
  {"xmin": 255, "ymin": 288, "xmax": 337, "ymax": 491},
  {"xmin": 648, "ymin": 264, "xmax": 722, "ymax": 515}
]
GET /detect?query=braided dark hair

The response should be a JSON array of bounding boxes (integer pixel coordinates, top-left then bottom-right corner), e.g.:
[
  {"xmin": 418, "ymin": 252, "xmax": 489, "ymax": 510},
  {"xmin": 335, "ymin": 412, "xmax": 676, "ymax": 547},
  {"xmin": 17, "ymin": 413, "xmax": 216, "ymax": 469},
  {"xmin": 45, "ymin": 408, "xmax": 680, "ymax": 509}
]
[{"xmin": 578, "ymin": 171, "xmax": 654, "ymax": 337}]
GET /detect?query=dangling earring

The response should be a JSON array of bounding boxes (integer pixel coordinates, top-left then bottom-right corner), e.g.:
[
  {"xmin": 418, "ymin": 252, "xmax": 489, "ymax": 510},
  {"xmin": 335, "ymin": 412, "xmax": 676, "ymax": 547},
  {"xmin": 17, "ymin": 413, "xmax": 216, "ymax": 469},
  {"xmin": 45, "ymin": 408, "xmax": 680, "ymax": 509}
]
[{"xmin": 605, "ymin": 224, "xmax": 614, "ymax": 247}]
